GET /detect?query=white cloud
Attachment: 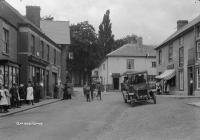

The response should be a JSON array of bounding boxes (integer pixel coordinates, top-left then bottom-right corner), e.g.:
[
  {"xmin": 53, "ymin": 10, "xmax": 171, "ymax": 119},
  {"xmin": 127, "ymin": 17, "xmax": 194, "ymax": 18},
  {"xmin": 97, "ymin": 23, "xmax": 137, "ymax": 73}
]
[{"xmin": 6, "ymin": 0, "xmax": 200, "ymax": 45}]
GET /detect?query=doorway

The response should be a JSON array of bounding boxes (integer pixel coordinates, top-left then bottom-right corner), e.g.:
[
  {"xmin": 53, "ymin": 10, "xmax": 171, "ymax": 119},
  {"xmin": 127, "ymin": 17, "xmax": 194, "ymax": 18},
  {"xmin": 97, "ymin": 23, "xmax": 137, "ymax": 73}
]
[
  {"xmin": 188, "ymin": 67, "xmax": 194, "ymax": 96},
  {"xmin": 113, "ymin": 78, "xmax": 119, "ymax": 90}
]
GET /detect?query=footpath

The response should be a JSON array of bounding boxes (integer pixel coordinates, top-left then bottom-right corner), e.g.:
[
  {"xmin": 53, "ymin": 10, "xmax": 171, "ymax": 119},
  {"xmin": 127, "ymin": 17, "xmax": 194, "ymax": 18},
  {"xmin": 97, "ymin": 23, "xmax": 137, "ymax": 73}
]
[{"xmin": 0, "ymin": 99, "xmax": 60, "ymax": 118}]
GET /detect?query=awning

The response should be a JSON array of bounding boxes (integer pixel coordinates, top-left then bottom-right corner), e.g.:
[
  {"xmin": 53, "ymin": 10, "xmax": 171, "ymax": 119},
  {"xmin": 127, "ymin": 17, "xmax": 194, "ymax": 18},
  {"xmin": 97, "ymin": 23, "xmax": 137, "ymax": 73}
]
[{"xmin": 155, "ymin": 69, "xmax": 175, "ymax": 80}]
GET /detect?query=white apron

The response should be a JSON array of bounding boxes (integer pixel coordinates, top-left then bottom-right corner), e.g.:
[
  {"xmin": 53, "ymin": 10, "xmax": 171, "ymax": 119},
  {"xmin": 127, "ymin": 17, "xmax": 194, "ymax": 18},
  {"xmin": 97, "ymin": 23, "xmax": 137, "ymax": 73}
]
[
  {"xmin": 0, "ymin": 90, "xmax": 8, "ymax": 105},
  {"xmin": 26, "ymin": 87, "xmax": 34, "ymax": 100}
]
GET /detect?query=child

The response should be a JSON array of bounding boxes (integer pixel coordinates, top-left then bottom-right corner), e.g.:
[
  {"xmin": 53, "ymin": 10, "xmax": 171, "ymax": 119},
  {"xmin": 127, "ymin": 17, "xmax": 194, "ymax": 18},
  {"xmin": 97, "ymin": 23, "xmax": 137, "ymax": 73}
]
[{"xmin": 26, "ymin": 81, "xmax": 34, "ymax": 105}]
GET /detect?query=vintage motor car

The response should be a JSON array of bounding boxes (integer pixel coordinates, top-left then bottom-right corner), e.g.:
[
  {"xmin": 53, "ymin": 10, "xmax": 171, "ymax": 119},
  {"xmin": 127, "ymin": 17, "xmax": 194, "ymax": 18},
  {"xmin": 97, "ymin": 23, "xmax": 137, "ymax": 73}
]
[{"xmin": 121, "ymin": 71, "xmax": 156, "ymax": 105}]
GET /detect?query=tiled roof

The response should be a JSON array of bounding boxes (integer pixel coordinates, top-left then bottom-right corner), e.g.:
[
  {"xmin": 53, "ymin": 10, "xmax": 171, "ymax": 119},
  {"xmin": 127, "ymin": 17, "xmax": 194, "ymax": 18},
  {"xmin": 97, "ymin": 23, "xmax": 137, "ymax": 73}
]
[
  {"xmin": 40, "ymin": 20, "xmax": 70, "ymax": 45},
  {"xmin": 107, "ymin": 43, "xmax": 156, "ymax": 57},
  {"xmin": 156, "ymin": 15, "xmax": 200, "ymax": 49}
]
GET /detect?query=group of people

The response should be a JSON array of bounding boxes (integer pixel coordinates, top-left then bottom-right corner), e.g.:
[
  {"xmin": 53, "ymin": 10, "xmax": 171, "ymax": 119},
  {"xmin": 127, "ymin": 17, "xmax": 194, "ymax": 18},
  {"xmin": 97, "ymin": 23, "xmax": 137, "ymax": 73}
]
[
  {"xmin": 83, "ymin": 82, "xmax": 102, "ymax": 102},
  {"xmin": 156, "ymin": 80, "xmax": 170, "ymax": 95},
  {"xmin": 0, "ymin": 81, "xmax": 40, "ymax": 113}
]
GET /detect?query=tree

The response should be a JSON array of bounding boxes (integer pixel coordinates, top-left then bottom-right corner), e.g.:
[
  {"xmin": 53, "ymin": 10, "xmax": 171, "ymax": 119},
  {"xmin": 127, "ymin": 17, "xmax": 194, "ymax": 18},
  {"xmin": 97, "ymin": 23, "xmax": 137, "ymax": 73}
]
[
  {"xmin": 68, "ymin": 21, "xmax": 101, "ymax": 84},
  {"xmin": 41, "ymin": 15, "xmax": 54, "ymax": 21},
  {"xmin": 98, "ymin": 10, "xmax": 114, "ymax": 58}
]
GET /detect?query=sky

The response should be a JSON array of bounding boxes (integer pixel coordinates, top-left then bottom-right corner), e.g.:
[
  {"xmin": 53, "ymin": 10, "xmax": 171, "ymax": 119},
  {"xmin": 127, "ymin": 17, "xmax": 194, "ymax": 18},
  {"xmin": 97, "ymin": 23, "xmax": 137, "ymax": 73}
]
[{"xmin": 6, "ymin": 0, "xmax": 200, "ymax": 45}]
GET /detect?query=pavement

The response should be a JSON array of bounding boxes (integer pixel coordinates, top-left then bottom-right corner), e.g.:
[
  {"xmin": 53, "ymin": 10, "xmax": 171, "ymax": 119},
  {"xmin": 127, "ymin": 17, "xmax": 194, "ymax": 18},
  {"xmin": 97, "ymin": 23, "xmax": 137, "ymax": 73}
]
[{"xmin": 0, "ymin": 99, "xmax": 61, "ymax": 118}]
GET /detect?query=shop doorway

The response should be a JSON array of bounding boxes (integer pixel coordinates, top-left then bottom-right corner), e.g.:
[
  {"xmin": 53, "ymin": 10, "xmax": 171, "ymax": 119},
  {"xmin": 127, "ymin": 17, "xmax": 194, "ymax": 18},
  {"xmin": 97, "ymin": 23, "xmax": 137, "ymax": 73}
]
[
  {"xmin": 113, "ymin": 78, "xmax": 119, "ymax": 90},
  {"xmin": 188, "ymin": 67, "xmax": 194, "ymax": 96}
]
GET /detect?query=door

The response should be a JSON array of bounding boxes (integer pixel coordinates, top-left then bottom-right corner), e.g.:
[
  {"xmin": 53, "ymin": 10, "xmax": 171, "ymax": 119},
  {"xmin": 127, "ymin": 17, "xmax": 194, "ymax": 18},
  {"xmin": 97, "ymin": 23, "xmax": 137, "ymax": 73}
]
[
  {"xmin": 113, "ymin": 78, "xmax": 119, "ymax": 90},
  {"xmin": 188, "ymin": 67, "xmax": 194, "ymax": 96}
]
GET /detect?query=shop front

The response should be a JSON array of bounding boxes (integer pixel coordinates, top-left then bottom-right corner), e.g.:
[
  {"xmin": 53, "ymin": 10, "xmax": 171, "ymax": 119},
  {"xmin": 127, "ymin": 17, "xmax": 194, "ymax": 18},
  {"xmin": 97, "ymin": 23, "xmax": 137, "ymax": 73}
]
[{"xmin": 0, "ymin": 60, "xmax": 19, "ymax": 89}]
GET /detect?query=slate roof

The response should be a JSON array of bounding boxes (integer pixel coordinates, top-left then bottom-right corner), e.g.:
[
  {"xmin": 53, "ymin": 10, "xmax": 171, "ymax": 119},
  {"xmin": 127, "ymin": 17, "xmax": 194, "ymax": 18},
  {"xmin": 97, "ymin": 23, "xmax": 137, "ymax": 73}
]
[
  {"xmin": 40, "ymin": 20, "xmax": 70, "ymax": 45},
  {"xmin": 107, "ymin": 43, "xmax": 156, "ymax": 57},
  {"xmin": 156, "ymin": 15, "xmax": 200, "ymax": 49}
]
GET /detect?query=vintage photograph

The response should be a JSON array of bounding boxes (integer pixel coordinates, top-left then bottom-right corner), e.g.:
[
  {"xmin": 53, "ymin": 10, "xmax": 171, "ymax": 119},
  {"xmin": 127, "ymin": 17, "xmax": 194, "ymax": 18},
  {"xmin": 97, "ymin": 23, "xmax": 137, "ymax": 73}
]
[{"xmin": 0, "ymin": 0, "xmax": 200, "ymax": 139}]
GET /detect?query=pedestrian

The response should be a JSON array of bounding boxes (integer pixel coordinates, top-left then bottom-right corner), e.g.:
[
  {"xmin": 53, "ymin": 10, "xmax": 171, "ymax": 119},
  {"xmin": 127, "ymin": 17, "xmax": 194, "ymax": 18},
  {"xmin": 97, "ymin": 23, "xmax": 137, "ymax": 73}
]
[
  {"xmin": 4, "ymin": 86, "xmax": 11, "ymax": 109},
  {"xmin": 10, "ymin": 83, "xmax": 20, "ymax": 108},
  {"xmin": 84, "ymin": 82, "xmax": 90, "ymax": 102},
  {"xmin": 54, "ymin": 83, "xmax": 59, "ymax": 99},
  {"xmin": 90, "ymin": 82, "xmax": 95, "ymax": 101},
  {"xmin": 96, "ymin": 82, "xmax": 102, "ymax": 100},
  {"xmin": 0, "ymin": 82, "xmax": 9, "ymax": 113},
  {"xmin": 26, "ymin": 81, "xmax": 34, "ymax": 105},
  {"xmin": 19, "ymin": 84, "xmax": 26, "ymax": 105},
  {"xmin": 34, "ymin": 83, "xmax": 40, "ymax": 103},
  {"xmin": 63, "ymin": 83, "xmax": 68, "ymax": 100}
]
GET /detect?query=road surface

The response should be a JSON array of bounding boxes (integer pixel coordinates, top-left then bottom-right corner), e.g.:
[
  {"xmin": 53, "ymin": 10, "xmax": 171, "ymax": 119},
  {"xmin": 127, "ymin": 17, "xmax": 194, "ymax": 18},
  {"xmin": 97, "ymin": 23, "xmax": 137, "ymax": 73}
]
[{"xmin": 0, "ymin": 91, "xmax": 200, "ymax": 140}]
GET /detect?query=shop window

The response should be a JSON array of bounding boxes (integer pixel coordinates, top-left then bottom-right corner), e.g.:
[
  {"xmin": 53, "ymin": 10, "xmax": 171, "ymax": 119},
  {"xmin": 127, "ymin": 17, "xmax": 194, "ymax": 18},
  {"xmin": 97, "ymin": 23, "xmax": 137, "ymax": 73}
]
[
  {"xmin": 168, "ymin": 43, "xmax": 173, "ymax": 62},
  {"xmin": 179, "ymin": 47, "xmax": 184, "ymax": 67},
  {"xmin": 127, "ymin": 59, "xmax": 134, "ymax": 69},
  {"xmin": 196, "ymin": 67, "xmax": 200, "ymax": 89},
  {"xmin": 3, "ymin": 28, "xmax": 9, "ymax": 54},
  {"xmin": 179, "ymin": 70, "xmax": 184, "ymax": 90},
  {"xmin": 0, "ymin": 66, "xmax": 4, "ymax": 85},
  {"xmin": 4, "ymin": 66, "xmax": 9, "ymax": 87}
]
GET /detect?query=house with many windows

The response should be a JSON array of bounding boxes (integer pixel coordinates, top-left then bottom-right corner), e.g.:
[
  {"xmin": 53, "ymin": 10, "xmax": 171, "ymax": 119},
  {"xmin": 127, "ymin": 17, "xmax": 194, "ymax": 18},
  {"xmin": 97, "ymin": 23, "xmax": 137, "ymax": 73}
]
[
  {"xmin": 0, "ymin": 0, "xmax": 69, "ymax": 98},
  {"xmin": 95, "ymin": 36, "xmax": 156, "ymax": 91},
  {"xmin": 155, "ymin": 16, "xmax": 200, "ymax": 96}
]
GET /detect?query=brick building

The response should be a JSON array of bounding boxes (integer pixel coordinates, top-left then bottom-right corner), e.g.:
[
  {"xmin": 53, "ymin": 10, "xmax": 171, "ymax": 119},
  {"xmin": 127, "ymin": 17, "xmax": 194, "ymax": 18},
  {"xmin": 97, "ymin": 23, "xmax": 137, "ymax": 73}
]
[
  {"xmin": 0, "ymin": 0, "xmax": 68, "ymax": 98},
  {"xmin": 155, "ymin": 16, "xmax": 200, "ymax": 96}
]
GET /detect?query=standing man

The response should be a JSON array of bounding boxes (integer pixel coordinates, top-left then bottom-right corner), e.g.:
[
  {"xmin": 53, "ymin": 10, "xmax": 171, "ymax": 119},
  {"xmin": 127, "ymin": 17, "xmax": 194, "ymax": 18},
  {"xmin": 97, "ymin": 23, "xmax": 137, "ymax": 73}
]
[
  {"xmin": 90, "ymin": 82, "xmax": 95, "ymax": 101},
  {"xmin": 63, "ymin": 83, "xmax": 68, "ymax": 100},
  {"xmin": 96, "ymin": 82, "xmax": 102, "ymax": 100},
  {"xmin": 10, "ymin": 83, "xmax": 20, "ymax": 108},
  {"xmin": 84, "ymin": 82, "xmax": 90, "ymax": 102}
]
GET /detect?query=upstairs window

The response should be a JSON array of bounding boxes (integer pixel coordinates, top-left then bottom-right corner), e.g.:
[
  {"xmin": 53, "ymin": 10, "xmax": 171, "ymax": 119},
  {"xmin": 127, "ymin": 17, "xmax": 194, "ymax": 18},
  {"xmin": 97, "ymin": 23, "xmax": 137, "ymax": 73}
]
[
  {"xmin": 179, "ymin": 47, "xmax": 184, "ymax": 67},
  {"xmin": 41, "ymin": 41, "xmax": 44, "ymax": 59},
  {"xmin": 31, "ymin": 35, "xmax": 35, "ymax": 55},
  {"xmin": 168, "ymin": 43, "xmax": 173, "ymax": 62},
  {"xmin": 127, "ymin": 59, "xmax": 134, "ymax": 69},
  {"xmin": 152, "ymin": 62, "xmax": 156, "ymax": 68},
  {"xmin": 179, "ymin": 36, "xmax": 184, "ymax": 46},
  {"xmin": 158, "ymin": 50, "xmax": 162, "ymax": 65},
  {"xmin": 54, "ymin": 49, "xmax": 56, "ymax": 65},
  {"xmin": 3, "ymin": 28, "xmax": 9, "ymax": 54},
  {"xmin": 197, "ymin": 26, "xmax": 200, "ymax": 38},
  {"xmin": 47, "ymin": 45, "xmax": 50, "ymax": 61},
  {"xmin": 197, "ymin": 41, "xmax": 200, "ymax": 60}
]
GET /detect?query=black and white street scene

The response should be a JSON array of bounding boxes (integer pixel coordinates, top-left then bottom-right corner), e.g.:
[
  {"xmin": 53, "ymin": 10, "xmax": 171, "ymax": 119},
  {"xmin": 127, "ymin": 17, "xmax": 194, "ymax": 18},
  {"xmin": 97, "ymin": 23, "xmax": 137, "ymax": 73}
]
[{"xmin": 1, "ymin": 0, "xmax": 200, "ymax": 140}]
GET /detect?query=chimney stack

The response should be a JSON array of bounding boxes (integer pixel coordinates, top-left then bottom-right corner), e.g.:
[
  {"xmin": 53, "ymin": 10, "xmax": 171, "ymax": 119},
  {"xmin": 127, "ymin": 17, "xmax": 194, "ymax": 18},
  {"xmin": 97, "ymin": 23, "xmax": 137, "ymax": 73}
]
[
  {"xmin": 26, "ymin": 6, "xmax": 41, "ymax": 28},
  {"xmin": 177, "ymin": 20, "xmax": 188, "ymax": 30}
]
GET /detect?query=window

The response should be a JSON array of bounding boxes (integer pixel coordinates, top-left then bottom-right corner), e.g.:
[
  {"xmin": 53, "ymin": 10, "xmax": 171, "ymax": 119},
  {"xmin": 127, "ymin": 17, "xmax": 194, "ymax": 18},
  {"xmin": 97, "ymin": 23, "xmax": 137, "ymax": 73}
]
[
  {"xmin": 31, "ymin": 35, "xmax": 35, "ymax": 55},
  {"xmin": 103, "ymin": 64, "xmax": 105, "ymax": 70},
  {"xmin": 179, "ymin": 70, "xmax": 184, "ymax": 90},
  {"xmin": 3, "ymin": 28, "xmax": 9, "ymax": 54},
  {"xmin": 179, "ymin": 36, "xmax": 184, "ymax": 45},
  {"xmin": 168, "ymin": 43, "xmax": 173, "ymax": 62},
  {"xmin": 197, "ymin": 26, "xmax": 200, "ymax": 38},
  {"xmin": 152, "ymin": 62, "xmax": 156, "ymax": 68},
  {"xmin": 197, "ymin": 68, "xmax": 200, "ymax": 89},
  {"xmin": 41, "ymin": 41, "xmax": 44, "ymax": 59},
  {"xmin": 54, "ymin": 49, "xmax": 56, "ymax": 65},
  {"xmin": 197, "ymin": 42, "xmax": 200, "ymax": 60},
  {"xmin": 47, "ymin": 45, "xmax": 50, "ymax": 61},
  {"xmin": 158, "ymin": 50, "xmax": 162, "ymax": 65},
  {"xmin": 127, "ymin": 59, "xmax": 134, "ymax": 69},
  {"xmin": 179, "ymin": 47, "xmax": 184, "ymax": 67}
]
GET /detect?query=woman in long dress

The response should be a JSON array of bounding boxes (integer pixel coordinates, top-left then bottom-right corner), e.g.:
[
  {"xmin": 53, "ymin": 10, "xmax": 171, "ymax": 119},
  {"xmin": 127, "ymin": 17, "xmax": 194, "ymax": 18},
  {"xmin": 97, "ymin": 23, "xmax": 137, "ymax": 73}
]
[
  {"xmin": 0, "ymin": 82, "xmax": 9, "ymax": 112},
  {"xmin": 26, "ymin": 82, "xmax": 34, "ymax": 105}
]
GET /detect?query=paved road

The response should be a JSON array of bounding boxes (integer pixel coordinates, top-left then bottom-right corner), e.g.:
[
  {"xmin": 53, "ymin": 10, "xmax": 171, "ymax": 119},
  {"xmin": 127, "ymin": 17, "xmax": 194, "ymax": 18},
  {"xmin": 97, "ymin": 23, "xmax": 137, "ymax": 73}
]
[{"xmin": 0, "ymin": 91, "xmax": 200, "ymax": 140}]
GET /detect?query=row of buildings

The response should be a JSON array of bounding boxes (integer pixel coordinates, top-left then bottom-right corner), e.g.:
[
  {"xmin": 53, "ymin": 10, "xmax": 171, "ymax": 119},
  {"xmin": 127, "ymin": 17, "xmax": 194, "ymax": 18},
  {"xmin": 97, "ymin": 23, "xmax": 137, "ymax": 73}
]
[
  {"xmin": 0, "ymin": 0, "xmax": 70, "ymax": 98},
  {"xmin": 94, "ymin": 15, "xmax": 200, "ymax": 96}
]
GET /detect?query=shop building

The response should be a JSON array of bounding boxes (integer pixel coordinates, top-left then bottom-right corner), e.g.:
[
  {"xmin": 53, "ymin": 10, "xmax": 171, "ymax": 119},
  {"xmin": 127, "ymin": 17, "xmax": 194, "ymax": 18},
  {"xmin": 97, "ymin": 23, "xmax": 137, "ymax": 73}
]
[
  {"xmin": 0, "ymin": 0, "xmax": 64, "ymax": 98},
  {"xmin": 155, "ymin": 16, "xmax": 200, "ymax": 96}
]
